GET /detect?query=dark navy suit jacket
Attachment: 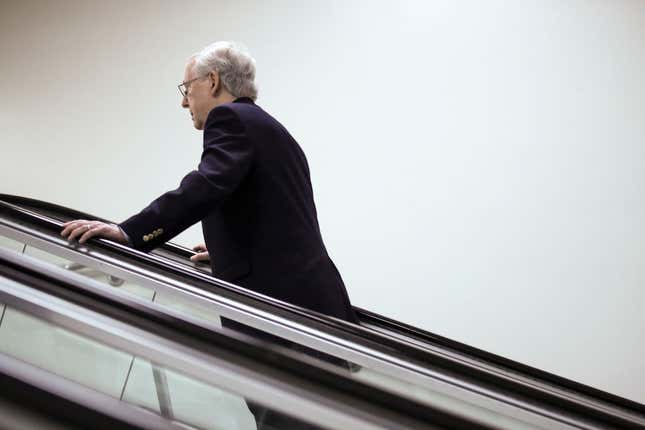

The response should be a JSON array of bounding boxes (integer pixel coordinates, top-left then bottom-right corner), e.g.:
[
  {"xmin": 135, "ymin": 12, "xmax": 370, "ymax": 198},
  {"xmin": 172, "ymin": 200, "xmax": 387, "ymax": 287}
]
[{"xmin": 120, "ymin": 97, "xmax": 357, "ymax": 323}]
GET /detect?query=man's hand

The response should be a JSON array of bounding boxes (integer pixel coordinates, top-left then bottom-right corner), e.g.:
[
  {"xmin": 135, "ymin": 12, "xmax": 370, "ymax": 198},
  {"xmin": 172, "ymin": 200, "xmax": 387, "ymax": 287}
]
[
  {"xmin": 61, "ymin": 220, "xmax": 127, "ymax": 244},
  {"xmin": 191, "ymin": 243, "xmax": 210, "ymax": 262}
]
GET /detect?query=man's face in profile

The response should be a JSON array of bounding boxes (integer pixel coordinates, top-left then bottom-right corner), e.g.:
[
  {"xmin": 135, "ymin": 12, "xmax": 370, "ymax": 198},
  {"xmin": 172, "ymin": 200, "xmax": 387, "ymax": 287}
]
[{"xmin": 181, "ymin": 61, "xmax": 213, "ymax": 130}]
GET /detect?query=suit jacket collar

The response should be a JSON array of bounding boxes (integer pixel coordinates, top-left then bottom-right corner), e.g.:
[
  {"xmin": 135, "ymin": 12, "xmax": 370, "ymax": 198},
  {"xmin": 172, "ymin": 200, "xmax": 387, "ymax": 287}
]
[{"xmin": 233, "ymin": 97, "xmax": 254, "ymax": 104}]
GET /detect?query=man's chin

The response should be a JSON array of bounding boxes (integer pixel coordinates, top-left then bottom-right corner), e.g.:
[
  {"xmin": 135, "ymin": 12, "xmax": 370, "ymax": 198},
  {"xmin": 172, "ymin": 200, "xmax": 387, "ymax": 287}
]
[{"xmin": 193, "ymin": 118, "xmax": 204, "ymax": 130}]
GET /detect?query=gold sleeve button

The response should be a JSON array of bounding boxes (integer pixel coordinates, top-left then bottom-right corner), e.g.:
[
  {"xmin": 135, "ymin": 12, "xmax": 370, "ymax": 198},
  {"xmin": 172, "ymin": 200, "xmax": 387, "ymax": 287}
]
[{"xmin": 143, "ymin": 235, "xmax": 149, "ymax": 242}]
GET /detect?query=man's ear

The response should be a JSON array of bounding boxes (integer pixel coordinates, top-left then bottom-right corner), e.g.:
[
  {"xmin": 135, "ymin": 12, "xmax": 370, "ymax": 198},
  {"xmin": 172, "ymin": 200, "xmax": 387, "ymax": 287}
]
[{"xmin": 209, "ymin": 71, "xmax": 220, "ymax": 96}]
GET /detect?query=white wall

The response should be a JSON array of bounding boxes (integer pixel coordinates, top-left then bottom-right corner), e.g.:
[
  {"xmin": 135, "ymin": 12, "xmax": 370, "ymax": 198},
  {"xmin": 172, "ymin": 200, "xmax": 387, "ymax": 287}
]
[{"xmin": 1, "ymin": 0, "xmax": 644, "ymax": 403}]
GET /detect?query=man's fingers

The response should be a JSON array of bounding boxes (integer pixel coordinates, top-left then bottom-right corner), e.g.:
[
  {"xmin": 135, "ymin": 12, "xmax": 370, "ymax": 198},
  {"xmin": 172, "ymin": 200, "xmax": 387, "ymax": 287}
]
[
  {"xmin": 62, "ymin": 220, "xmax": 98, "ymax": 242},
  {"xmin": 190, "ymin": 251, "xmax": 210, "ymax": 262},
  {"xmin": 66, "ymin": 224, "xmax": 84, "ymax": 241},
  {"xmin": 61, "ymin": 225, "xmax": 72, "ymax": 237},
  {"xmin": 78, "ymin": 227, "xmax": 98, "ymax": 244},
  {"xmin": 62, "ymin": 221, "xmax": 126, "ymax": 245},
  {"xmin": 63, "ymin": 227, "xmax": 73, "ymax": 240},
  {"xmin": 60, "ymin": 219, "xmax": 123, "ymax": 246},
  {"xmin": 78, "ymin": 224, "xmax": 110, "ymax": 243},
  {"xmin": 67, "ymin": 224, "xmax": 91, "ymax": 242},
  {"xmin": 61, "ymin": 220, "xmax": 88, "ymax": 237},
  {"xmin": 192, "ymin": 243, "xmax": 207, "ymax": 252}
]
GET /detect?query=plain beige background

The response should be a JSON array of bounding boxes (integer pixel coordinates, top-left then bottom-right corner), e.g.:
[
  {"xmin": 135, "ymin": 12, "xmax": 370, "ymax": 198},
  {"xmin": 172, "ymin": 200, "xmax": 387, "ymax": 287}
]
[{"xmin": 1, "ymin": 0, "xmax": 644, "ymax": 403}]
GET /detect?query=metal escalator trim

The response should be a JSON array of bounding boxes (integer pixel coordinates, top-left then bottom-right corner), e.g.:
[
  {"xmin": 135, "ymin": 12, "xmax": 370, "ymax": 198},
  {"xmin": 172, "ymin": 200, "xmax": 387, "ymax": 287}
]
[
  {"xmin": 3, "ymin": 194, "xmax": 642, "ymax": 419},
  {"xmin": 0, "ymin": 241, "xmax": 633, "ymax": 430},
  {"xmin": 356, "ymin": 308, "xmax": 645, "ymax": 418},
  {"xmin": 0, "ymin": 244, "xmax": 575, "ymax": 430},
  {"xmin": 3, "ymin": 193, "xmax": 644, "ymax": 417},
  {"xmin": 2, "ymin": 196, "xmax": 645, "ymax": 429},
  {"xmin": 0, "ymin": 261, "xmax": 490, "ymax": 430},
  {"xmin": 0, "ymin": 351, "xmax": 183, "ymax": 430}
]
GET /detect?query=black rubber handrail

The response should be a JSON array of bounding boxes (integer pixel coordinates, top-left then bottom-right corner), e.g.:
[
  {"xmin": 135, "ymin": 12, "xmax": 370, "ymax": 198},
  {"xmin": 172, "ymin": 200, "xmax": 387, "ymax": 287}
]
[
  {"xmin": 2, "ymin": 194, "xmax": 645, "ymax": 428},
  {"xmin": 355, "ymin": 306, "xmax": 645, "ymax": 415}
]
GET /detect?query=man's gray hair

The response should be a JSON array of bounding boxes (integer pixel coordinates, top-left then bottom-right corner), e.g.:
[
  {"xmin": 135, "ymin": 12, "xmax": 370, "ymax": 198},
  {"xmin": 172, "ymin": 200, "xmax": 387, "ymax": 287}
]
[{"xmin": 191, "ymin": 41, "xmax": 258, "ymax": 101}]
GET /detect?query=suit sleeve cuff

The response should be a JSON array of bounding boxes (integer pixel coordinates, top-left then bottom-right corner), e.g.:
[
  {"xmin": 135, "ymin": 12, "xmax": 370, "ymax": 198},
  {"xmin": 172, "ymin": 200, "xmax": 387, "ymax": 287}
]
[{"xmin": 116, "ymin": 225, "xmax": 132, "ymax": 245}]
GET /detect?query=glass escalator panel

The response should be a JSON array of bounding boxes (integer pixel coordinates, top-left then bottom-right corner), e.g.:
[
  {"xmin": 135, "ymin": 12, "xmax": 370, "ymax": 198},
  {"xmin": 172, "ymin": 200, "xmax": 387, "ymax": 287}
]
[
  {"xmin": 3, "ymin": 197, "xmax": 645, "ymax": 430},
  {"xmin": 0, "ymin": 273, "xmax": 352, "ymax": 430},
  {"xmin": 122, "ymin": 358, "xmax": 255, "ymax": 429},
  {"xmin": 0, "ymin": 305, "xmax": 134, "ymax": 399},
  {"xmin": 0, "ymin": 247, "xmax": 558, "ymax": 430},
  {"xmin": 0, "ymin": 229, "xmax": 222, "ymax": 326},
  {"xmin": 0, "ymin": 236, "xmax": 24, "ymax": 254},
  {"xmin": 23, "ymin": 245, "xmax": 157, "ymax": 301},
  {"xmin": 0, "ymin": 218, "xmax": 582, "ymax": 430},
  {"xmin": 0, "ymin": 288, "xmax": 256, "ymax": 429}
]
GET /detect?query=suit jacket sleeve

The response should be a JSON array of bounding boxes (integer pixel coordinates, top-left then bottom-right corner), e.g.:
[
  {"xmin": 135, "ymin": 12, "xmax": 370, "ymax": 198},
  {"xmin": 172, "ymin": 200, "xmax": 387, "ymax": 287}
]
[{"xmin": 119, "ymin": 105, "xmax": 253, "ymax": 252}]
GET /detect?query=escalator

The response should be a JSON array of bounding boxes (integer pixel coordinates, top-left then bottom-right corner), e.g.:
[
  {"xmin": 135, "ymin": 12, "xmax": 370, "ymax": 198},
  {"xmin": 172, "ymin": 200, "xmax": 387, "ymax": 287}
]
[
  {"xmin": 1, "ymin": 249, "xmax": 467, "ymax": 430},
  {"xmin": 1, "ymin": 194, "xmax": 644, "ymax": 429}
]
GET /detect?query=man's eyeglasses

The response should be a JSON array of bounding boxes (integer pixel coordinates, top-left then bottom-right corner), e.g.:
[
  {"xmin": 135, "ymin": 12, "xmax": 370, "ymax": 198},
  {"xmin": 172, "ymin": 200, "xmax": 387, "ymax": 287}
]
[{"xmin": 178, "ymin": 75, "xmax": 207, "ymax": 97}]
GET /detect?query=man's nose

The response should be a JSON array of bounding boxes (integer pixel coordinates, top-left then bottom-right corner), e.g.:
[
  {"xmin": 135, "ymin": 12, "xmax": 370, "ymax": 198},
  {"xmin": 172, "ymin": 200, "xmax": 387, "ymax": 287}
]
[{"xmin": 181, "ymin": 95, "xmax": 189, "ymax": 108}]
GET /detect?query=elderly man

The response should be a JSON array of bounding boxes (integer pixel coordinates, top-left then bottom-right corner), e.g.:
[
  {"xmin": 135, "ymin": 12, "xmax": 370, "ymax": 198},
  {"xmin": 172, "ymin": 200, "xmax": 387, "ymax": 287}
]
[{"xmin": 61, "ymin": 41, "xmax": 356, "ymax": 428}]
